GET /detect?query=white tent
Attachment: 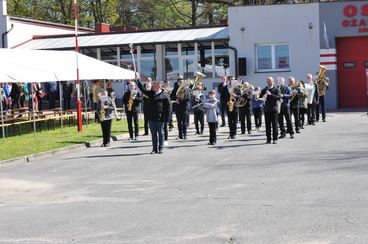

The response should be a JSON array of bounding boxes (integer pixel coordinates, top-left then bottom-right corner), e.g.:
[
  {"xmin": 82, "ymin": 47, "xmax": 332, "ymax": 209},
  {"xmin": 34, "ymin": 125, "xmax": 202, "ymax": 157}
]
[
  {"xmin": 0, "ymin": 48, "xmax": 136, "ymax": 140},
  {"xmin": 0, "ymin": 49, "xmax": 135, "ymax": 82}
]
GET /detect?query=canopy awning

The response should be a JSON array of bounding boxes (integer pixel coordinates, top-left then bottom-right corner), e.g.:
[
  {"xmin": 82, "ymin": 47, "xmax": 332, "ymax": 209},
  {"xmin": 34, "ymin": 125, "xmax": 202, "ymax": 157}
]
[{"xmin": 0, "ymin": 48, "xmax": 135, "ymax": 82}]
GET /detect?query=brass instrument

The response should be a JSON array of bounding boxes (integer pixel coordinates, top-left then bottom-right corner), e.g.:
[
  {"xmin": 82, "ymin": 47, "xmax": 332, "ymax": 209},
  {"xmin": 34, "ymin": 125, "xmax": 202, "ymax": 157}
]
[
  {"xmin": 235, "ymin": 83, "xmax": 252, "ymax": 108},
  {"xmin": 316, "ymin": 65, "xmax": 329, "ymax": 96},
  {"xmin": 228, "ymin": 83, "xmax": 236, "ymax": 112},
  {"xmin": 127, "ymin": 90, "xmax": 137, "ymax": 112},
  {"xmin": 193, "ymin": 71, "xmax": 206, "ymax": 88},
  {"xmin": 290, "ymin": 80, "xmax": 302, "ymax": 102},
  {"xmin": 176, "ymin": 79, "xmax": 192, "ymax": 100}
]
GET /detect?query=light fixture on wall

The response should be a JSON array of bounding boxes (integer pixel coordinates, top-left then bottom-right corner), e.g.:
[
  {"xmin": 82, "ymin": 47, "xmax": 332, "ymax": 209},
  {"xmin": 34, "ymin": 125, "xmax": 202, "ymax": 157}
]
[
  {"xmin": 308, "ymin": 23, "xmax": 313, "ymax": 30},
  {"xmin": 240, "ymin": 26, "xmax": 245, "ymax": 32}
]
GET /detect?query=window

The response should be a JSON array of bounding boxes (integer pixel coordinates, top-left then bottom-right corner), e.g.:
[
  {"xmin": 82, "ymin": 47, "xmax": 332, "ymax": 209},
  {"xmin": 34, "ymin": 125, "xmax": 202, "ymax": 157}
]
[
  {"xmin": 256, "ymin": 44, "xmax": 290, "ymax": 72},
  {"xmin": 140, "ymin": 50, "xmax": 155, "ymax": 81},
  {"xmin": 165, "ymin": 45, "xmax": 179, "ymax": 80}
]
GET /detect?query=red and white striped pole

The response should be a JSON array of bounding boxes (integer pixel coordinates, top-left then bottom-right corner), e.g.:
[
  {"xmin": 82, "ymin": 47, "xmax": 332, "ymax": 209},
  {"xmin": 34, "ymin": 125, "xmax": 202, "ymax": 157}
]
[{"xmin": 74, "ymin": 0, "xmax": 83, "ymax": 132}]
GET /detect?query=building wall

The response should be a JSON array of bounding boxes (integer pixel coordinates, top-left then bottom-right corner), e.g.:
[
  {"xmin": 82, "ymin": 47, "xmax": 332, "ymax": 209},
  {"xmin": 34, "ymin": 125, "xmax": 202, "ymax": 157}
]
[
  {"xmin": 229, "ymin": 3, "xmax": 320, "ymax": 86},
  {"xmin": 319, "ymin": 0, "xmax": 368, "ymax": 109}
]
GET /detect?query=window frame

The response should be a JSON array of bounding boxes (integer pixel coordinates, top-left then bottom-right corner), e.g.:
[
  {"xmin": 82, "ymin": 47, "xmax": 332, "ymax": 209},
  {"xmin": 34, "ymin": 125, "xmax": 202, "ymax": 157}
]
[{"xmin": 255, "ymin": 43, "xmax": 291, "ymax": 73}]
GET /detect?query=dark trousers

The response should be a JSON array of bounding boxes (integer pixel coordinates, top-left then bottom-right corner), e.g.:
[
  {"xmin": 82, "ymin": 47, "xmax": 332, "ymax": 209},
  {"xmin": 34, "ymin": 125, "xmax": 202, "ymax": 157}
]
[
  {"xmin": 208, "ymin": 122, "xmax": 217, "ymax": 144},
  {"xmin": 143, "ymin": 109, "xmax": 149, "ymax": 135},
  {"xmin": 264, "ymin": 111, "xmax": 278, "ymax": 142},
  {"xmin": 253, "ymin": 108, "xmax": 262, "ymax": 128},
  {"xmin": 227, "ymin": 109, "xmax": 238, "ymax": 137},
  {"xmin": 49, "ymin": 92, "xmax": 57, "ymax": 109},
  {"xmin": 126, "ymin": 111, "xmax": 139, "ymax": 139},
  {"xmin": 239, "ymin": 107, "xmax": 252, "ymax": 133},
  {"xmin": 316, "ymin": 95, "xmax": 326, "ymax": 121},
  {"xmin": 299, "ymin": 107, "xmax": 307, "ymax": 127},
  {"xmin": 278, "ymin": 107, "xmax": 294, "ymax": 135},
  {"xmin": 101, "ymin": 119, "xmax": 112, "ymax": 145},
  {"xmin": 220, "ymin": 101, "xmax": 227, "ymax": 125},
  {"xmin": 164, "ymin": 122, "xmax": 168, "ymax": 141},
  {"xmin": 290, "ymin": 107, "xmax": 300, "ymax": 132},
  {"xmin": 193, "ymin": 110, "xmax": 205, "ymax": 134},
  {"xmin": 176, "ymin": 110, "xmax": 187, "ymax": 138},
  {"xmin": 37, "ymin": 95, "xmax": 42, "ymax": 111},
  {"xmin": 149, "ymin": 121, "xmax": 164, "ymax": 151},
  {"xmin": 64, "ymin": 98, "xmax": 71, "ymax": 110},
  {"xmin": 307, "ymin": 103, "xmax": 316, "ymax": 124}
]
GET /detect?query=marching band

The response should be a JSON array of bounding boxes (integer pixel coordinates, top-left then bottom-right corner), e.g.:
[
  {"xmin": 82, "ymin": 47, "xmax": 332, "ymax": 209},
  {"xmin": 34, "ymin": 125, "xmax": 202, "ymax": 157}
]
[{"xmin": 95, "ymin": 45, "xmax": 330, "ymax": 152}]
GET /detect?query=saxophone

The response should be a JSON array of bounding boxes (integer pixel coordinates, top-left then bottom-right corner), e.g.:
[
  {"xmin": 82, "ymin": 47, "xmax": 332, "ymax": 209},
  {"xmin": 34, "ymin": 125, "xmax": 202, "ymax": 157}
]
[
  {"xmin": 228, "ymin": 88, "xmax": 236, "ymax": 112},
  {"xmin": 127, "ymin": 90, "xmax": 137, "ymax": 112}
]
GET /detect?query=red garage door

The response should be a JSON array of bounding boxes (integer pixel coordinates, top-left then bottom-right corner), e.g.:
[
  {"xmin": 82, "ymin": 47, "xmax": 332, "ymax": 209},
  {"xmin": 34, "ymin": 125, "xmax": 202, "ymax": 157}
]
[{"xmin": 336, "ymin": 36, "xmax": 368, "ymax": 108}]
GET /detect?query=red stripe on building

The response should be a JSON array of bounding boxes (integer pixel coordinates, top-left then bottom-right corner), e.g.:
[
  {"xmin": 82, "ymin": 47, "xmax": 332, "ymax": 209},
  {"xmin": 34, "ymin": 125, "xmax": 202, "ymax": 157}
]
[
  {"xmin": 320, "ymin": 54, "xmax": 336, "ymax": 57},
  {"xmin": 320, "ymin": 61, "xmax": 337, "ymax": 65}
]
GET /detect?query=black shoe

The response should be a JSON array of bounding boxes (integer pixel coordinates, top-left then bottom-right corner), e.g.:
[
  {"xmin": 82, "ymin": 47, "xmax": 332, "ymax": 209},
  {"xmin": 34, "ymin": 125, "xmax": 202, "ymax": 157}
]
[
  {"xmin": 273, "ymin": 140, "xmax": 278, "ymax": 144},
  {"xmin": 151, "ymin": 150, "xmax": 158, "ymax": 154},
  {"xmin": 296, "ymin": 130, "xmax": 301, "ymax": 134},
  {"xmin": 278, "ymin": 134, "xmax": 286, "ymax": 139},
  {"xmin": 183, "ymin": 136, "xmax": 187, "ymax": 140},
  {"xmin": 220, "ymin": 124, "xmax": 226, "ymax": 127},
  {"xmin": 231, "ymin": 135, "xmax": 236, "ymax": 139},
  {"xmin": 248, "ymin": 131, "xmax": 252, "ymax": 134},
  {"xmin": 290, "ymin": 134, "xmax": 295, "ymax": 139},
  {"xmin": 158, "ymin": 149, "xmax": 163, "ymax": 154},
  {"xmin": 323, "ymin": 118, "xmax": 326, "ymax": 122},
  {"xmin": 265, "ymin": 140, "xmax": 271, "ymax": 144},
  {"xmin": 142, "ymin": 133, "xmax": 149, "ymax": 136},
  {"xmin": 241, "ymin": 132, "xmax": 245, "ymax": 135},
  {"xmin": 101, "ymin": 143, "xmax": 105, "ymax": 147}
]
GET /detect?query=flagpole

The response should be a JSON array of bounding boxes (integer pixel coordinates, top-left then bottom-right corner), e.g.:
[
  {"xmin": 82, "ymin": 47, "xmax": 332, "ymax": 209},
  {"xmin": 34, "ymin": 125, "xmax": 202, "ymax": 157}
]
[{"xmin": 74, "ymin": 0, "xmax": 83, "ymax": 132}]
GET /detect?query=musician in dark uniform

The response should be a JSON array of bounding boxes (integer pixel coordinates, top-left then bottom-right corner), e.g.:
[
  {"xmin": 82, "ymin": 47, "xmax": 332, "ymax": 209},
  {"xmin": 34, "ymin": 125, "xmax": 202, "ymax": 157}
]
[
  {"xmin": 217, "ymin": 76, "xmax": 227, "ymax": 127},
  {"xmin": 123, "ymin": 82, "xmax": 141, "ymax": 141},
  {"xmin": 171, "ymin": 75, "xmax": 190, "ymax": 140},
  {"xmin": 288, "ymin": 77, "xmax": 301, "ymax": 134},
  {"xmin": 316, "ymin": 77, "xmax": 329, "ymax": 122},
  {"xmin": 142, "ymin": 78, "xmax": 152, "ymax": 136},
  {"xmin": 260, "ymin": 77, "xmax": 281, "ymax": 144},
  {"xmin": 220, "ymin": 76, "xmax": 239, "ymax": 139},
  {"xmin": 136, "ymin": 79, "xmax": 171, "ymax": 154},
  {"xmin": 238, "ymin": 80, "xmax": 253, "ymax": 135},
  {"xmin": 191, "ymin": 83, "xmax": 206, "ymax": 135},
  {"xmin": 278, "ymin": 77, "xmax": 294, "ymax": 139}
]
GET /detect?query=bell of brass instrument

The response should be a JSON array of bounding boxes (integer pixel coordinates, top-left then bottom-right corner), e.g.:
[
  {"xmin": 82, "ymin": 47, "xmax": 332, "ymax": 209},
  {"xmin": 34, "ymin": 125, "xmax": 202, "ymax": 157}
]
[
  {"xmin": 235, "ymin": 83, "xmax": 252, "ymax": 108},
  {"xmin": 193, "ymin": 71, "xmax": 206, "ymax": 88},
  {"xmin": 316, "ymin": 65, "xmax": 329, "ymax": 96}
]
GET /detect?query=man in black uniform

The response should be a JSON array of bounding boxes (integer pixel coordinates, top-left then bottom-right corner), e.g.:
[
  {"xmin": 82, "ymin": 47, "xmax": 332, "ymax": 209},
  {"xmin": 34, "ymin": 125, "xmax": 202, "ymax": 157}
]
[
  {"xmin": 260, "ymin": 77, "xmax": 281, "ymax": 144},
  {"xmin": 171, "ymin": 75, "xmax": 190, "ymax": 140},
  {"xmin": 123, "ymin": 82, "xmax": 141, "ymax": 141},
  {"xmin": 220, "ymin": 76, "xmax": 239, "ymax": 139},
  {"xmin": 191, "ymin": 83, "xmax": 206, "ymax": 135},
  {"xmin": 278, "ymin": 77, "xmax": 294, "ymax": 139},
  {"xmin": 142, "ymin": 78, "xmax": 152, "ymax": 136},
  {"xmin": 217, "ymin": 76, "xmax": 227, "ymax": 127},
  {"xmin": 238, "ymin": 81, "xmax": 253, "ymax": 135},
  {"xmin": 288, "ymin": 77, "xmax": 301, "ymax": 134},
  {"xmin": 136, "ymin": 79, "xmax": 171, "ymax": 154}
]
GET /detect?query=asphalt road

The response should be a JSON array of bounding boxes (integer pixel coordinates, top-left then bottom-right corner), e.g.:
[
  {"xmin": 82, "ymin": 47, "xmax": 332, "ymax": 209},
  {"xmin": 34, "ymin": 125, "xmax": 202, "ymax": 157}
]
[{"xmin": 0, "ymin": 112, "xmax": 367, "ymax": 244}]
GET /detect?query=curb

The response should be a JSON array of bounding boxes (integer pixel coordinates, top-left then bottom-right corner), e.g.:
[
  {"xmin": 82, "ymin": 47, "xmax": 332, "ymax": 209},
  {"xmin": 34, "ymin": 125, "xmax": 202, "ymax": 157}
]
[{"xmin": 0, "ymin": 132, "xmax": 134, "ymax": 166}]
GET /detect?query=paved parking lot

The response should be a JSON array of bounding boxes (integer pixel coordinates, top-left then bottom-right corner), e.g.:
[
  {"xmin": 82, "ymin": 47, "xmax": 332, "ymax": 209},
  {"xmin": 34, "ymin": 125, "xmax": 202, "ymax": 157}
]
[{"xmin": 0, "ymin": 112, "xmax": 367, "ymax": 244}]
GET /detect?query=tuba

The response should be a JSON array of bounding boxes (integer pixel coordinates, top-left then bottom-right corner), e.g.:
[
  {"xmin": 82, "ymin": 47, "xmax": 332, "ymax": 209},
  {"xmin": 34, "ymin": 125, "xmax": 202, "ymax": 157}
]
[
  {"xmin": 235, "ymin": 83, "xmax": 252, "ymax": 108},
  {"xmin": 176, "ymin": 79, "xmax": 192, "ymax": 100},
  {"xmin": 193, "ymin": 71, "xmax": 206, "ymax": 88},
  {"xmin": 316, "ymin": 65, "xmax": 329, "ymax": 96}
]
